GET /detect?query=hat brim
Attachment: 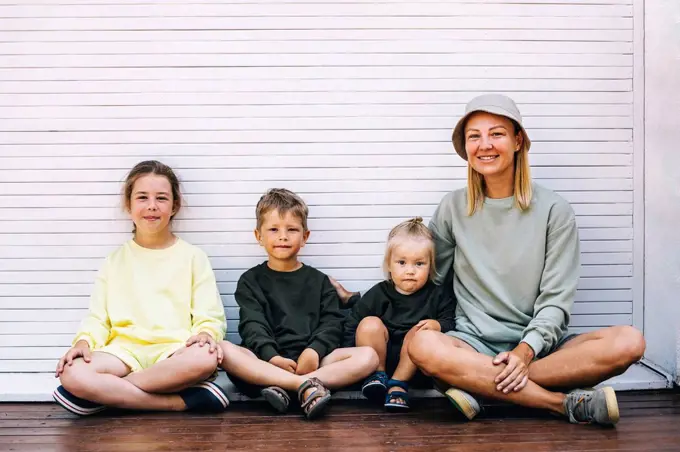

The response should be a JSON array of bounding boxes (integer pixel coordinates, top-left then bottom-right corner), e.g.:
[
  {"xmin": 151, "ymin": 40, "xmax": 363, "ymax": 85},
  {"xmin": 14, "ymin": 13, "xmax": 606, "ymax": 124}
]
[{"xmin": 452, "ymin": 106, "xmax": 532, "ymax": 161}]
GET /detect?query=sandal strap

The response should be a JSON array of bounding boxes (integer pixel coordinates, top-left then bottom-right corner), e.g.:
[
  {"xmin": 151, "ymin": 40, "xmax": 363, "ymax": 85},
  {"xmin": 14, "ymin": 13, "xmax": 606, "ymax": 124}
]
[
  {"xmin": 297, "ymin": 377, "xmax": 331, "ymax": 407},
  {"xmin": 387, "ymin": 379, "xmax": 409, "ymax": 392},
  {"xmin": 363, "ymin": 371, "xmax": 388, "ymax": 388},
  {"xmin": 386, "ymin": 390, "xmax": 409, "ymax": 402},
  {"xmin": 263, "ymin": 386, "xmax": 290, "ymax": 403}
]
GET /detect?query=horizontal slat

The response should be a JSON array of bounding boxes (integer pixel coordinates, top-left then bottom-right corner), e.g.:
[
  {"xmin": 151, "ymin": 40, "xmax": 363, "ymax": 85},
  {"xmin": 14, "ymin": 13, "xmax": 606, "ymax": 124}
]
[
  {"xmin": 0, "ymin": 1, "xmax": 635, "ymax": 7},
  {"xmin": 0, "ymin": 91, "xmax": 634, "ymax": 106},
  {"xmin": 0, "ymin": 117, "xmax": 634, "ymax": 132},
  {"xmin": 0, "ymin": 237, "xmax": 633, "ymax": 260},
  {"xmin": 0, "ymin": 67, "xmax": 634, "ymax": 82},
  {"xmin": 0, "ymin": 142, "xmax": 635, "ymax": 158},
  {"xmin": 0, "ymin": 4, "xmax": 633, "ymax": 18},
  {"xmin": 0, "ymin": 264, "xmax": 633, "ymax": 286},
  {"xmin": 0, "ymin": 17, "xmax": 633, "ymax": 33},
  {"xmin": 0, "ymin": 251, "xmax": 633, "ymax": 272},
  {"xmin": 0, "ymin": 40, "xmax": 634, "ymax": 55}
]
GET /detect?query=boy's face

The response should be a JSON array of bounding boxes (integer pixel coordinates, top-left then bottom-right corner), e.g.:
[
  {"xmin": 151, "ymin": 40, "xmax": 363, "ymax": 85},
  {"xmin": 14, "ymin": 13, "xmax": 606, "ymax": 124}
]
[
  {"xmin": 255, "ymin": 209, "xmax": 310, "ymax": 263},
  {"xmin": 388, "ymin": 239, "xmax": 431, "ymax": 295}
]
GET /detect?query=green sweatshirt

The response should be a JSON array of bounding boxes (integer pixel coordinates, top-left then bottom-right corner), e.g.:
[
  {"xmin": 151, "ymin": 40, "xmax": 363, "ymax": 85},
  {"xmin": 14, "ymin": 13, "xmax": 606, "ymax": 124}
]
[
  {"xmin": 428, "ymin": 184, "xmax": 580, "ymax": 357},
  {"xmin": 235, "ymin": 262, "xmax": 344, "ymax": 362}
]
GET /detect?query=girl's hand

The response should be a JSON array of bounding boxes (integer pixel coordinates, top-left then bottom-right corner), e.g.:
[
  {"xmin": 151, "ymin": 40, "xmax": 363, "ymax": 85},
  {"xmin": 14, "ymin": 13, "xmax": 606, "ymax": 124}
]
[
  {"xmin": 328, "ymin": 276, "xmax": 358, "ymax": 306},
  {"xmin": 186, "ymin": 332, "xmax": 223, "ymax": 363},
  {"xmin": 269, "ymin": 355, "xmax": 298, "ymax": 373},
  {"xmin": 416, "ymin": 319, "xmax": 441, "ymax": 332},
  {"xmin": 55, "ymin": 340, "xmax": 91, "ymax": 377},
  {"xmin": 492, "ymin": 344, "xmax": 534, "ymax": 393},
  {"xmin": 295, "ymin": 348, "xmax": 320, "ymax": 375}
]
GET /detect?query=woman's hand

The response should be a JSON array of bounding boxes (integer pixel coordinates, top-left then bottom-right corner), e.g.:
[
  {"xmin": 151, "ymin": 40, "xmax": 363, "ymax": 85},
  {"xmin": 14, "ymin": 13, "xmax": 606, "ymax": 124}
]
[
  {"xmin": 186, "ymin": 332, "xmax": 223, "ymax": 363},
  {"xmin": 492, "ymin": 343, "xmax": 534, "ymax": 393},
  {"xmin": 55, "ymin": 340, "xmax": 91, "ymax": 377}
]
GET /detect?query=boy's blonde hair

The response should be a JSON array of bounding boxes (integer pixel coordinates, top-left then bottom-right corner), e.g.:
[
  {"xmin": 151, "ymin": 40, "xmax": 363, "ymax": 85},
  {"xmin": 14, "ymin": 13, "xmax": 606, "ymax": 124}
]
[
  {"xmin": 255, "ymin": 188, "xmax": 309, "ymax": 231},
  {"xmin": 382, "ymin": 217, "xmax": 436, "ymax": 280},
  {"xmin": 466, "ymin": 118, "xmax": 533, "ymax": 216}
]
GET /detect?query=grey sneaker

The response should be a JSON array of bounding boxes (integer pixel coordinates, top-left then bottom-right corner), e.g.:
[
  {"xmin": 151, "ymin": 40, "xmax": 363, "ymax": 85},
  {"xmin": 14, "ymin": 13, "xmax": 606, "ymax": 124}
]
[
  {"xmin": 563, "ymin": 386, "xmax": 620, "ymax": 426},
  {"xmin": 444, "ymin": 387, "xmax": 482, "ymax": 420}
]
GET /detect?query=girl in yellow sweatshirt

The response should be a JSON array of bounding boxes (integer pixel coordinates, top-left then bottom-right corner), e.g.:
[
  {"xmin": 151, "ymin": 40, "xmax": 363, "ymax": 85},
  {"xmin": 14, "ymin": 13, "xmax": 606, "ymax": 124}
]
[{"xmin": 53, "ymin": 160, "xmax": 228, "ymax": 415}]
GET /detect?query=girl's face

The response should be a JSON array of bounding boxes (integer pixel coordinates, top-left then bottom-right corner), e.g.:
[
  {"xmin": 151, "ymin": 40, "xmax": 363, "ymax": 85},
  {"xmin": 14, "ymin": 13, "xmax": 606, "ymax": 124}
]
[
  {"xmin": 388, "ymin": 238, "xmax": 431, "ymax": 295},
  {"xmin": 464, "ymin": 111, "xmax": 523, "ymax": 182},
  {"xmin": 128, "ymin": 174, "xmax": 175, "ymax": 236}
]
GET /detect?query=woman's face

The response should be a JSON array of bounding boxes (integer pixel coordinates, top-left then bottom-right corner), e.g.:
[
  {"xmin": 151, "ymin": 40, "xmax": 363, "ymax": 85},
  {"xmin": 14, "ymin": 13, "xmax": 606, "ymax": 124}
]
[{"xmin": 464, "ymin": 111, "xmax": 523, "ymax": 181}]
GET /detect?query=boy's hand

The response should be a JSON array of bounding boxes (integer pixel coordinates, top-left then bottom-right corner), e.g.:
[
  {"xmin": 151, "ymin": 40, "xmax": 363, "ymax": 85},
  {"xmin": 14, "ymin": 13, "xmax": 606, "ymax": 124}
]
[
  {"xmin": 416, "ymin": 319, "xmax": 441, "ymax": 332},
  {"xmin": 269, "ymin": 355, "xmax": 297, "ymax": 373},
  {"xmin": 55, "ymin": 340, "xmax": 91, "ymax": 377},
  {"xmin": 186, "ymin": 332, "xmax": 223, "ymax": 363},
  {"xmin": 296, "ymin": 348, "xmax": 320, "ymax": 375},
  {"xmin": 329, "ymin": 276, "xmax": 358, "ymax": 306}
]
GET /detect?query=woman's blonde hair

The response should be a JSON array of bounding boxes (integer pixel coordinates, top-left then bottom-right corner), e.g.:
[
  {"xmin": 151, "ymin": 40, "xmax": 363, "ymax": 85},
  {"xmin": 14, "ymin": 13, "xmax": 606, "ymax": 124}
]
[
  {"xmin": 382, "ymin": 217, "xmax": 436, "ymax": 281},
  {"xmin": 466, "ymin": 118, "xmax": 533, "ymax": 216}
]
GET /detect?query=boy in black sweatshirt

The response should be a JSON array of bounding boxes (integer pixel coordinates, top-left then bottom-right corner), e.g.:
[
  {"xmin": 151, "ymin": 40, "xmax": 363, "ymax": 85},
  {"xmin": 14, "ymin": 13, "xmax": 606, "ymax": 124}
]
[{"xmin": 219, "ymin": 189, "xmax": 378, "ymax": 419}]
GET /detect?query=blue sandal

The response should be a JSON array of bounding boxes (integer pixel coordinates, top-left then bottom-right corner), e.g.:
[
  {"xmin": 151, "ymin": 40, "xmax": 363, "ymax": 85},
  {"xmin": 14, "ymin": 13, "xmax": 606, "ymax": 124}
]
[
  {"xmin": 384, "ymin": 379, "xmax": 410, "ymax": 412},
  {"xmin": 361, "ymin": 371, "xmax": 388, "ymax": 403}
]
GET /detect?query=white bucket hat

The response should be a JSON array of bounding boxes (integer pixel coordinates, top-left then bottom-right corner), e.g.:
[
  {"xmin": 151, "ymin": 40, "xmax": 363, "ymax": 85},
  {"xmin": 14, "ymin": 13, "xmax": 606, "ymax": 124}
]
[{"xmin": 452, "ymin": 94, "xmax": 531, "ymax": 161}]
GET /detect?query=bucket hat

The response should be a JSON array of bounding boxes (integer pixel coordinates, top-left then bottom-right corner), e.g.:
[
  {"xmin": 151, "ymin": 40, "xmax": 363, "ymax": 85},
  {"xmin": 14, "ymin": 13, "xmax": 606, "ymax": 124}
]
[{"xmin": 452, "ymin": 94, "xmax": 531, "ymax": 160}]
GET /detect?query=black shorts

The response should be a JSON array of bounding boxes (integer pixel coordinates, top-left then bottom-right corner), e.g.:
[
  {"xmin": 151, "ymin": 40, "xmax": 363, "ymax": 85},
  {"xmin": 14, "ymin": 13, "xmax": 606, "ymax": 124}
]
[{"xmin": 386, "ymin": 340, "xmax": 433, "ymax": 389}]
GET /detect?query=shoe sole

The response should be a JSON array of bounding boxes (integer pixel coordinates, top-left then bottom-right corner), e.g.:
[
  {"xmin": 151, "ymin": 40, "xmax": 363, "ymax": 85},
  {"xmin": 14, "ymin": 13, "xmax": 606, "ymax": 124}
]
[
  {"xmin": 445, "ymin": 388, "xmax": 480, "ymax": 421},
  {"xmin": 261, "ymin": 387, "xmax": 289, "ymax": 414},
  {"xmin": 601, "ymin": 386, "xmax": 620, "ymax": 425}
]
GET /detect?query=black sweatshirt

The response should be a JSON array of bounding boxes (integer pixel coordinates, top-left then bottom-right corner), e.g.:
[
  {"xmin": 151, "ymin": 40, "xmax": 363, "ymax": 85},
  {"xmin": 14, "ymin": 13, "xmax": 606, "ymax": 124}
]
[
  {"xmin": 236, "ymin": 262, "xmax": 345, "ymax": 362},
  {"xmin": 342, "ymin": 280, "xmax": 456, "ymax": 347}
]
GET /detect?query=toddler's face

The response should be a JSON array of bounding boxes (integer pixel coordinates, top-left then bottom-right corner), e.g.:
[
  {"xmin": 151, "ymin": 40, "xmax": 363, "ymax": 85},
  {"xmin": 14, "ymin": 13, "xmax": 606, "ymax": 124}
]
[
  {"xmin": 128, "ymin": 174, "xmax": 175, "ymax": 236},
  {"xmin": 388, "ymin": 239, "xmax": 431, "ymax": 295},
  {"xmin": 255, "ymin": 209, "xmax": 309, "ymax": 263}
]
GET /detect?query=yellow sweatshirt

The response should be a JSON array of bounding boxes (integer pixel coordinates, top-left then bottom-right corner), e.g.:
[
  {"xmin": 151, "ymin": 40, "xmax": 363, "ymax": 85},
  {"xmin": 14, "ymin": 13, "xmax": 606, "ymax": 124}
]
[{"xmin": 74, "ymin": 238, "xmax": 226, "ymax": 349}]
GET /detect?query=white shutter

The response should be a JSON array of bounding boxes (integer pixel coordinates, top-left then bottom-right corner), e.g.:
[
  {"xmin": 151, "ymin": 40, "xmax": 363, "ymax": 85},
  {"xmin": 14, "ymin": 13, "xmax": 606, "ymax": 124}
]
[{"xmin": 0, "ymin": 0, "xmax": 637, "ymax": 375}]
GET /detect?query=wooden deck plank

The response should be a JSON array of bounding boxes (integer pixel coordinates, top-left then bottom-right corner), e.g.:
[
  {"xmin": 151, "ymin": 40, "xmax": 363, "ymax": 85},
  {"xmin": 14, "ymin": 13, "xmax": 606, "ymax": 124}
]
[{"xmin": 0, "ymin": 390, "xmax": 678, "ymax": 451}]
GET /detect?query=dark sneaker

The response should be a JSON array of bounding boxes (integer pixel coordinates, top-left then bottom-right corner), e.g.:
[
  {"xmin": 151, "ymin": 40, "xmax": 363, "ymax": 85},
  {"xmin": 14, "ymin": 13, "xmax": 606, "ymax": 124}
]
[
  {"xmin": 445, "ymin": 387, "xmax": 482, "ymax": 420},
  {"xmin": 179, "ymin": 380, "xmax": 230, "ymax": 412},
  {"xmin": 53, "ymin": 385, "xmax": 106, "ymax": 416},
  {"xmin": 563, "ymin": 386, "xmax": 619, "ymax": 426}
]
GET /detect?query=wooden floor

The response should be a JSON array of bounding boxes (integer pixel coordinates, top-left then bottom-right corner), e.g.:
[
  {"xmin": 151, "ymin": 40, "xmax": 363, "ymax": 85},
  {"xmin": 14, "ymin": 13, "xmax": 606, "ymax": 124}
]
[{"xmin": 1, "ymin": 390, "xmax": 679, "ymax": 451}]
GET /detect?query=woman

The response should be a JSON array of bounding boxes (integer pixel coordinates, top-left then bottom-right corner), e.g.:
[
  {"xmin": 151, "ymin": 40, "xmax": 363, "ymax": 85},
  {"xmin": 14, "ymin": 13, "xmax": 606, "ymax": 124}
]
[{"xmin": 407, "ymin": 94, "xmax": 645, "ymax": 426}]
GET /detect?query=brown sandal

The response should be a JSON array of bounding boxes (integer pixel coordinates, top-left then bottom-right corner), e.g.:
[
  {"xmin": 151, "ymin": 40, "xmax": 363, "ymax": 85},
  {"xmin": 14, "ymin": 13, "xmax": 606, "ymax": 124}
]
[{"xmin": 297, "ymin": 377, "xmax": 332, "ymax": 420}]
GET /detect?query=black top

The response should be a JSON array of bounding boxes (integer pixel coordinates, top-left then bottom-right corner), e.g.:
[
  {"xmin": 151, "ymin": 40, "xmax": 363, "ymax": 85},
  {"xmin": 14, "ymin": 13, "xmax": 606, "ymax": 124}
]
[
  {"xmin": 236, "ymin": 262, "xmax": 344, "ymax": 362},
  {"xmin": 343, "ymin": 280, "xmax": 456, "ymax": 347}
]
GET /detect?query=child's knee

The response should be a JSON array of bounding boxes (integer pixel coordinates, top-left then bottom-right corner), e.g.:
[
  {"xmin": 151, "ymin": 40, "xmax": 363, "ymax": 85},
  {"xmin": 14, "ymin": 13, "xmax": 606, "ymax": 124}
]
[
  {"xmin": 355, "ymin": 346, "xmax": 380, "ymax": 370},
  {"xmin": 185, "ymin": 343, "xmax": 220, "ymax": 376},
  {"xmin": 356, "ymin": 316, "xmax": 388, "ymax": 339},
  {"xmin": 407, "ymin": 330, "xmax": 440, "ymax": 371},
  {"xmin": 60, "ymin": 361, "xmax": 95, "ymax": 397}
]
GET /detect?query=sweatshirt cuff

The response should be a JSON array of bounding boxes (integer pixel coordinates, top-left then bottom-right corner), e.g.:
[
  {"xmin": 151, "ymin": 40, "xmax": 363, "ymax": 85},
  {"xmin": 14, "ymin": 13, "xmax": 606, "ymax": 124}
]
[
  {"xmin": 259, "ymin": 345, "xmax": 279, "ymax": 363},
  {"xmin": 307, "ymin": 341, "xmax": 329, "ymax": 361},
  {"xmin": 521, "ymin": 331, "xmax": 545, "ymax": 358},
  {"xmin": 73, "ymin": 334, "xmax": 95, "ymax": 349}
]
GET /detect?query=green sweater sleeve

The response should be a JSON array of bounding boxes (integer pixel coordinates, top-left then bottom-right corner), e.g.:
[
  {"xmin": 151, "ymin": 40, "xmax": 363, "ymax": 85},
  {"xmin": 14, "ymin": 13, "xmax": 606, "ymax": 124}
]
[
  {"xmin": 521, "ymin": 203, "xmax": 580, "ymax": 357},
  {"xmin": 429, "ymin": 192, "xmax": 457, "ymax": 286},
  {"xmin": 307, "ymin": 276, "xmax": 345, "ymax": 360},
  {"xmin": 235, "ymin": 275, "xmax": 279, "ymax": 362}
]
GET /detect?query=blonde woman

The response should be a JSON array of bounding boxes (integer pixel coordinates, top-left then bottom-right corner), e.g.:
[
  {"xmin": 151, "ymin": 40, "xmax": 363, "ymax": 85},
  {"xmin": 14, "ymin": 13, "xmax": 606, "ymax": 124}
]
[{"xmin": 407, "ymin": 94, "xmax": 645, "ymax": 427}]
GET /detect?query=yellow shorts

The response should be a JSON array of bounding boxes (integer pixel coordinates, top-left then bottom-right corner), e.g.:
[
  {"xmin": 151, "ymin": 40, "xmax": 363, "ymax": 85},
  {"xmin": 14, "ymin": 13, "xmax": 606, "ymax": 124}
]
[{"xmin": 98, "ymin": 340, "xmax": 185, "ymax": 373}]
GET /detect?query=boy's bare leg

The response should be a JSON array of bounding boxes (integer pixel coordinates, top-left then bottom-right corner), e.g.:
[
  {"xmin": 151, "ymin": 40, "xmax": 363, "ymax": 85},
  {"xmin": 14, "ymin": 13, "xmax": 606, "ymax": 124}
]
[
  {"xmin": 354, "ymin": 316, "xmax": 389, "ymax": 372},
  {"xmin": 528, "ymin": 326, "xmax": 646, "ymax": 389},
  {"xmin": 303, "ymin": 346, "xmax": 379, "ymax": 389},
  {"xmin": 408, "ymin": 330, "xmax": 566, "ymax": 414},
  {"xmin": 219, "ymin": 341, "xmax": 307, "ymax": 391},
  {"xmin": 59, "ymin": 352, "xmax": 186, "ymax": 411},
  {"xmin": 125, "ymin": 343, "xmax": 220, "ymax": 394}
]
